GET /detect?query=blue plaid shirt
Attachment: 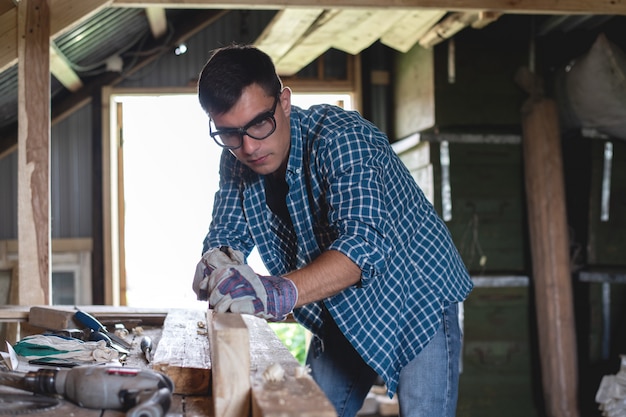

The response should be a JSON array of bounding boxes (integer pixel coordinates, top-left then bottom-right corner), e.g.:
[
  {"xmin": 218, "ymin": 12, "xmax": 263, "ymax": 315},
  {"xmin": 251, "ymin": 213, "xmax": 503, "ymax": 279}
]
[{"xmin": 204, "ymin": 104, "xmax": 473, "ymax": 395}]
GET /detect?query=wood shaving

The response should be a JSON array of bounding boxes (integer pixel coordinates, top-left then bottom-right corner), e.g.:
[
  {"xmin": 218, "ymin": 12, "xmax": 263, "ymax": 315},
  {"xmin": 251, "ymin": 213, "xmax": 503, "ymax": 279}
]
[
  {"xmin": 263, "ymin": 363, "xmax": 285, "ymax": 382},
  {"xmin": 295, "ymin": 365, "xmax": 311, "ymax": 379}
]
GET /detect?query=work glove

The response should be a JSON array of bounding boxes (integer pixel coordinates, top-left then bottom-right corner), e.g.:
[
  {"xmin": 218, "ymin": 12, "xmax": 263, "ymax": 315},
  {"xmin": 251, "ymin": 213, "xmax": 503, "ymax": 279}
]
[
  {"xmin": 192, "ymin": 246, "xmax": 245, "ymax": 301},
  {"xmin": 208, "ymin": 264, "xmax": 298, "ymax": 322}
]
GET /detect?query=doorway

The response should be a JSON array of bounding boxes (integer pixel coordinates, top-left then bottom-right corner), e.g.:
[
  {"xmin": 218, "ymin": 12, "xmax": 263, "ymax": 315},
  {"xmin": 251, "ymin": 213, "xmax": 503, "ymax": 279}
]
[{"xmin": 118, "ymin": 92, "xmax": 353, "ymax": 308}]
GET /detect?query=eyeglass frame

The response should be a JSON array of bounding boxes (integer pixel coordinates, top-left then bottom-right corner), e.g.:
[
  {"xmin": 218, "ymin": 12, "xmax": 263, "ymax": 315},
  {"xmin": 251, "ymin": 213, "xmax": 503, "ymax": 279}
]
[{"xmin": 209, "ymin": 93, "xmax": 280, "ymax": 150}]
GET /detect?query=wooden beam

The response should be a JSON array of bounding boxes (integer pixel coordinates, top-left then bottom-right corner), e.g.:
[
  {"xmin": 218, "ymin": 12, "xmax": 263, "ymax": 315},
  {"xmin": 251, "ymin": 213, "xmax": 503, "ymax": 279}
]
[
  {"xmin": 208, "ymin": 310, "xmax": 251, "ymax": 417},
  {"xmin": 418, "ymin": 11, "xmax": 500, "ymax": 48},
  {"xmin": 17, "ymin": 0, "xmax": 51, "ymax": 306},
  {"xmin": 3, "ymin": 238, "xmax": 93, "ymax": 253},
  {"xmin": 111, "ymin": 0, "xmax": 626, "ymax": 15},
  {"xmin": 255, "ymin": 8, "xmax": 324, "ymax": 59},
  {"xmin": 0, "ymin": 8, "xmax": 17, "ymax": 73},
  {"xmin": 243, "ymin": 315, "xmax": 337, "ymax": 417},
  {"xmin": 145, "ymin": 7, "xmax": 167, "ymax": 38},
  {"xmin": 151, "ymin": 309, "xmax": 212, "ymax": 395},
  {"xmin": 332, "ymin": 9, "xmax": 407, "ymax": 55},
  {"xmin": 272, "ymin": 9, "xmax": 341, "ymax": 76},
  {"xmin": 419, "ymin": 11, "xmax": 484, "ymax": 48},
  {"xmin": 517, "ymin": 67, "xmax": 579, "ymax": 417},
  {"xmin": 50, "ymin": 43, "xmax": 83, "ymax": 92},
  {"xmin": 380, "ymin": 9, "xmax": 446, "ymax": 53}
]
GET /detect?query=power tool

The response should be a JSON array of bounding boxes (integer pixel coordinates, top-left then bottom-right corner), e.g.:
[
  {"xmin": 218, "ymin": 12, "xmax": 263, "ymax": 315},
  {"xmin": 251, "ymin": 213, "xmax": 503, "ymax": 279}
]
[{"xmin": 0, "ymin": 365, "xmax": 173, "ymax": 417}]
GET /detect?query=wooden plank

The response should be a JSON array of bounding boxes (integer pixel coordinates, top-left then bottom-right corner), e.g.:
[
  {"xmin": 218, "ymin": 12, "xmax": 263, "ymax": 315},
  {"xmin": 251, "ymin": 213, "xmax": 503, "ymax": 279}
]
[
  {"xmin": 331, "ymin": 9, "xmax": 407, "ymax": 55},
  {"xmin": 518, "ymin": 68, "xmax": 579, "ymax": 417},
  {"xmin": 243, "ymin": 315, "xmax": 336, "ymax": 417},
  {"xmin": 273, "ymin": 8, "xmax": 402, "ymax": 75},
  {"xmin": 419, "ymin": 11, "xmax": 481, "ymax": 48},
  {"xmin": 29, "ymin": 306, "xmax": 81, "ymax": 330},
  {"xmin": 255, "ymin": 8, "xmax": 324, "ymax": 60},
  {"xmin": 0, "ymin": 7, "xmax": 16, "ymax": 73},
  {"xmin": 111, "ymin": 0, "xmax": 626, "ymax": 15},
  {"xmin": 380, "ymin": 9, "xmax": 446, "ymax": 53},
  {"xmin": 273, "ymin": 9, "xmax": 341, "ymax": 76},
  {"xmin": 208, "ymin": 311, "xmax": 250, "ymax": 417},
  {"xmin": 151, "ymin": 309, "xmax": 212, "ymax": 395},
  {"xmin": 17, "ymin": 0, "xmax": 51, "ymax": 306},
  {"xmin": 24, "ymin": 305, "xmax": 169, "ymax": 327}
]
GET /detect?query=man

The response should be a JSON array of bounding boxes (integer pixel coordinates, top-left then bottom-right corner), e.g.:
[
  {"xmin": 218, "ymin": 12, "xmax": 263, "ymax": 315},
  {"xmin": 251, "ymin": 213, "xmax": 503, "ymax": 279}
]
[{"xmin": 192, "ymin": 44, "xmax": 473, "ymax": 417}]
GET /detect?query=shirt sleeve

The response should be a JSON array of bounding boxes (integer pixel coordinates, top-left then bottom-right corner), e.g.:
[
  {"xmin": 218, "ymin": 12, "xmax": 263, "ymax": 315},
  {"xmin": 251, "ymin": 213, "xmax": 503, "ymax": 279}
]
[{"xmin": 316, "ymin": 121, "xmax": 394, "ymax": 286}]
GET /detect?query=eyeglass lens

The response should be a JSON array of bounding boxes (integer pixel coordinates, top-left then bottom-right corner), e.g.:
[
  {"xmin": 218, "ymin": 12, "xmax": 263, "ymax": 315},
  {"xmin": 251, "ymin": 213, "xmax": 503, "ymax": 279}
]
[{"xmin": 211, "ymin": 95, "xmax": 279, "ymax": 149}]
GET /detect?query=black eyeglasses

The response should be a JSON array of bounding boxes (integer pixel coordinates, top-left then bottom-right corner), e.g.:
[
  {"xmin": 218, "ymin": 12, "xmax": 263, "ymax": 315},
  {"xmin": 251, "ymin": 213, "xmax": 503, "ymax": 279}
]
[{"xmin": 209, "ymin": 94, "xmax": 280, "ymax": 150}]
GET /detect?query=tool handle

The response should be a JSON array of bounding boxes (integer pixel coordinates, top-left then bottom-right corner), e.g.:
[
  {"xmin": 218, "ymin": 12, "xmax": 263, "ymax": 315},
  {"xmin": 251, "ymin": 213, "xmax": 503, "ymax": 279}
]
[
  {"xmin": 126, "ymin": 387, "xmax": 172, "ymax": 417},
  {"xmin": 74, "ymin": 309, "xmax": 106, "ymax": 332}
]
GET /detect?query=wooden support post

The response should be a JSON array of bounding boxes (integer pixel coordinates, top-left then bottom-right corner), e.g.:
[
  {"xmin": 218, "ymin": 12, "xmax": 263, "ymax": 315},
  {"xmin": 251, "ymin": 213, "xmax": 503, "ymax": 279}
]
[
  {"xmin": 17, "ymin": 0, "xmax": 50, "ymax": 305},
  {"xmin": 517, "ymin": 68, "xmax": 579, "ymax": 417}
]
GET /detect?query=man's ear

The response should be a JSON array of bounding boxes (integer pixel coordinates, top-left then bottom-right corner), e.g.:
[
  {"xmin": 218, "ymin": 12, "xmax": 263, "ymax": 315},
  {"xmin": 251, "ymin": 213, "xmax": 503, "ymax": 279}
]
[{"xmin": 280, "ymin": 87, "xmax": 292, "ymax": 116}]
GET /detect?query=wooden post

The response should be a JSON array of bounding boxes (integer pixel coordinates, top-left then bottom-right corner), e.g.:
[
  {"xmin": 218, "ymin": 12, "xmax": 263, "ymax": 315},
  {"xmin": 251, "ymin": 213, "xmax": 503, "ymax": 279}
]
[
  {"xmin": 17, "ymin": 0, "xmax": 50, "ymax": 305},
  {"xmin": 517, "ymin": 68, "xmax": 579, "ymax": 417}
]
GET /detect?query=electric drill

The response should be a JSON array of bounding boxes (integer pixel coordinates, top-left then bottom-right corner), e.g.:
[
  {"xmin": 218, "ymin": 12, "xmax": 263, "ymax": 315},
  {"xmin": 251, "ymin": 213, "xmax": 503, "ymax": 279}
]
[{"xmin": 0, "ymin": 365, "xmax": 173, "ymax": 417}]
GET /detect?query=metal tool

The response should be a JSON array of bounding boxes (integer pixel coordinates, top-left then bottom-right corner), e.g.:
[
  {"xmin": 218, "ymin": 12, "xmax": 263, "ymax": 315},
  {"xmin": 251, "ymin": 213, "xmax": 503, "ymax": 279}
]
[
  {"xmin": 0, "ymin": 393, "xmax": 60, "ymax": 415},
  {"xmin": 140, "ymin": 336, "xmax": 153, "ymax": 364},
  {"xmin": 0, "ymin": 365, "xmax": 173, "ymax": 417},
  {"xmin": 74, "ymin": 309, "xmax": 133, "ymax": 350}
]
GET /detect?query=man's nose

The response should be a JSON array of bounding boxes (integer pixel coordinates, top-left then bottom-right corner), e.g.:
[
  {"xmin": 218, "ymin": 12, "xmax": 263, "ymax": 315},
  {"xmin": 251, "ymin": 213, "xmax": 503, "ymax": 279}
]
[{"xmin": 240, "ymin": 134, "xmax": 260, "ymax": 153}]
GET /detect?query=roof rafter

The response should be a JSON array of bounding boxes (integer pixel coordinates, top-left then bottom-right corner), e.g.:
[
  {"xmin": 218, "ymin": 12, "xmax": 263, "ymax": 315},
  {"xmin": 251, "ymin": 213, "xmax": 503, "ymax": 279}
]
[{"xmin": 110, "ymin": 0, "xmax": 626, "ymax": 15}]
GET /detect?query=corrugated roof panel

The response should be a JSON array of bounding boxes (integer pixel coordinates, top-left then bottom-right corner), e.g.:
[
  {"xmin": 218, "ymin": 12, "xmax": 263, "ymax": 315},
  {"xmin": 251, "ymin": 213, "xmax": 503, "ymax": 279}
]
[{"xmin": 54, "ymin": 8, "xmax": 149, "ymax": 73}]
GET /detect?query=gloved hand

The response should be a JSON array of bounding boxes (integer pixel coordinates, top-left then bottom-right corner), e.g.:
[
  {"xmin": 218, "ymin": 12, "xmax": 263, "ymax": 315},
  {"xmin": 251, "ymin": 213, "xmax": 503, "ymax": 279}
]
[
  {"xmin": 192, "ymin": 246, "xmax": 245, "ymax": 300},
  {"xmin": 208, "ymin": 264, "xmax": 298, "ymax": 322}
]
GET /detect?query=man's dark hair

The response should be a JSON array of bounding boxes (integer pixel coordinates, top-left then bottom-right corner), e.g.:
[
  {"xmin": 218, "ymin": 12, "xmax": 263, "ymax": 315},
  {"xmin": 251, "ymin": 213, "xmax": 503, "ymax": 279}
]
[{"xmin": 197, "ymin": 44, "xmax": 283, "ymax": 116}]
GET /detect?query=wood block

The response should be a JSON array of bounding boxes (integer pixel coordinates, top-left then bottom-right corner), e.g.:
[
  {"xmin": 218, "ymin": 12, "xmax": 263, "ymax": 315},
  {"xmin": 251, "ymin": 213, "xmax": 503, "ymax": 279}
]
[
  {"xmin": 243, "ymin": 315, "xmax": 336, "ymax": 417},
  {"xmin": 28, "ymin": 306, "xmax": 79, "ymax": 330},
  {"xmin": 208, "ymin": 311, "xmax": 251, "ymax": 417},
  {"xmin": 185, "ymin": 395, "xmax": 214, "ymax": 417},
  {"xmin": 151, "ymin": 309, "xmax": 211, "ymax": 395}
]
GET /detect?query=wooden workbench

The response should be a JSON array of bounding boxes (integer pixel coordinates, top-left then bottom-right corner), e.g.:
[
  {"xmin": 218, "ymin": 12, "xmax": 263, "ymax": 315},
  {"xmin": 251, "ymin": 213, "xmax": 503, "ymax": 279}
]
[{"xmin": 0, "ymin": 306, "xmax": 336, "ymax": 417}]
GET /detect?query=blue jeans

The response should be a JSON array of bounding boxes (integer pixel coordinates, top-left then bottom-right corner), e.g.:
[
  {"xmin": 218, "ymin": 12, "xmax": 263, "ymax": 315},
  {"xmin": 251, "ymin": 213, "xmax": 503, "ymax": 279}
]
[{"xmin": 306, "ymin": 302, "xmax": 461, "ymax": 417}]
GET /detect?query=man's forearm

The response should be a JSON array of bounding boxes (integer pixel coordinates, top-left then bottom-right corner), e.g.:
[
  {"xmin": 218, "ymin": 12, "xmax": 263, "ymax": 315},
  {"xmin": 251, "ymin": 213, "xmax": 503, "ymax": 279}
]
[{"xmin": 285, "ymin": 250, "xmax": 361, "ymax": 307}]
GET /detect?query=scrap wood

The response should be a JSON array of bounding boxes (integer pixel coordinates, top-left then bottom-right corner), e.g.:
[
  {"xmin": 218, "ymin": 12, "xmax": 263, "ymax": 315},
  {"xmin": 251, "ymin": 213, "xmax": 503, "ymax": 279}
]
[
  {"xmin": 28, "ymin": 306, "xmax": 169, "ymax": 330},
  {"xmin": 29, "ymin": 306, "xmax": 80, "ymax": 330},
  {"xmin": 151, "ymin": 309, "xmax": 211, "ymax": 395}
]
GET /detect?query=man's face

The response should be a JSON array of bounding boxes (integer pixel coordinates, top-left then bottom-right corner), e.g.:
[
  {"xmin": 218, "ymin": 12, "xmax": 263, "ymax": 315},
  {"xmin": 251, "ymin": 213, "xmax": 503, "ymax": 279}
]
[{"xmin": 210, "ymin": 84, "xmax": 292, "ymax": 177}]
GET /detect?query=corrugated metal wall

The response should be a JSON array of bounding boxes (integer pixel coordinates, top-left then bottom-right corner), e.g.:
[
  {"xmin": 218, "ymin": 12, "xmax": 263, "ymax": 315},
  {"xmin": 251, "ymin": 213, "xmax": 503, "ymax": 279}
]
[
  {"xmin": 0, "ymin": 104, "xmax": 93, "ymax": 239},
  {"xmin": 50, "ymin": 104, "xmax": 93, "ymax": 238},
  {"xmin": 0, "ymin": 10, "xmax": 276, "ymax": 240},
  {"xmin": 0, "ymin": 151, "xmax": 17, "ymax": 239}
]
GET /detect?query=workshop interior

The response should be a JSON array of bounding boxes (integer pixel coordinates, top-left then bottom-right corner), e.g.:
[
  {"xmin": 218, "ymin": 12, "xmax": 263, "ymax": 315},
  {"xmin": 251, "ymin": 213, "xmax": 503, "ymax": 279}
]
[{"xmin": 1, "ymin": 1, "xmax": 626, "ymax": 416}]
